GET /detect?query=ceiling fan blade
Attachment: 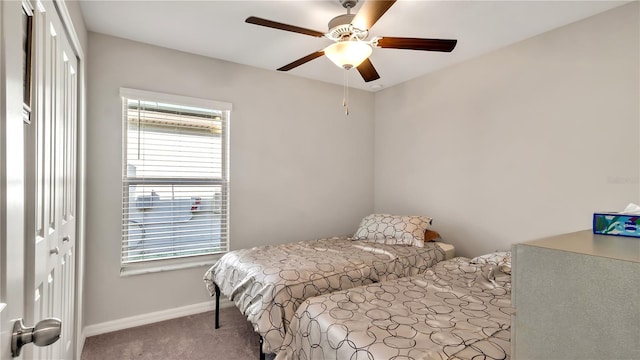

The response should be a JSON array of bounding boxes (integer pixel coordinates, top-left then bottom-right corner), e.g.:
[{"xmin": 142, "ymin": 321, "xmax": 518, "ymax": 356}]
[
  {"xmin": 351, "ymin": 0, "xmax": 396, "ymax": 30},
  {"xmin": 356, "ymin": 58, "xmax": 380, "ymax": 82},
  {"xmin": 277, "ymin": 51, "xmax": 325, "ymax": 71},
  {"xmin": 376, "ymin": 37, "xmax": 457, "ymax": 52},
  {"xmin": 246, "ymin": 16, "xmax": 325, "ymax": 37}
]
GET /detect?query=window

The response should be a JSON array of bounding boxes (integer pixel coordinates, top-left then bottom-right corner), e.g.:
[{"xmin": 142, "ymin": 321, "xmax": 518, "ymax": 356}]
[{"xmin": 120, "ymin": 88, "xmax": 230, "ymax": 270}]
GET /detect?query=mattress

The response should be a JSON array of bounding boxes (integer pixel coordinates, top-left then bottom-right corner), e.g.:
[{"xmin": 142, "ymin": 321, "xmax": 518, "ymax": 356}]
[
  {"xmin": 275, "ymin": 256, "xmax": 513, "ymax": 360},
  {"xmin": 204, "ymin": 236, "xmax": 447, "ymax": 354}
]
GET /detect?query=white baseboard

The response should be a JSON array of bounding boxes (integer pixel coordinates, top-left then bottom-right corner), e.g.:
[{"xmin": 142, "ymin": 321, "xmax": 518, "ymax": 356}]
[{"xmin": 83, "ymin": 298, "xmax": 234, "ymax": 338}]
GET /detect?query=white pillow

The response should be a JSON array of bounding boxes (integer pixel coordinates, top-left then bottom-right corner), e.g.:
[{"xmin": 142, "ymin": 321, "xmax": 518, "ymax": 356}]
[
  {"xmin": 470, "ymin": 251, "xmax": 511, "ymax": 267},
  {"xmin": 470, "ymin": 251, "xmax": 512, "ymax": 275},
  {"xmin": 352, "ymin": 214, "xmax": 433, "ymax": 247}
]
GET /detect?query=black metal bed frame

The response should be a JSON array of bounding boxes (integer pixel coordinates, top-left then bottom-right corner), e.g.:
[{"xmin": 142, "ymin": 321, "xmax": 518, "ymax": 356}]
[{"xmin": 214, "ymin": 283, "xmax": 266, "ymax": 360}]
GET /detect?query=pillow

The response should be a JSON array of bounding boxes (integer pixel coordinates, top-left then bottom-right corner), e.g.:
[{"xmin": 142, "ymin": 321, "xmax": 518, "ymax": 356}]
[
  {"xmin": 424, "ymin": 229, "xmax": 441, "ymax": 242},
  {"xmin": 471, "ymin": 251, "xmax": 512, "ymax": 275},
  {"xmin": 352, "ymin": 214, "xmax": 433, "ymax": 247},
  {"xmin": 470, "ymin": 251, "xmax": 511, "ymax": 267}
]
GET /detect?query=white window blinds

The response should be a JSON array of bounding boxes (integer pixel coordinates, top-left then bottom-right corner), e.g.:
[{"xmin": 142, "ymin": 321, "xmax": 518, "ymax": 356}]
[{"xmin": 120, "ymin": 88, "xmax": 230, "ymax": 266}]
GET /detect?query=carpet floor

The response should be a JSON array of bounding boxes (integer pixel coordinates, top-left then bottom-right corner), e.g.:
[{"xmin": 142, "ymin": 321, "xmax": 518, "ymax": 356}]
[{"xmin": 81, "ymin": 307, "xmax": 272, "ymax": 360}]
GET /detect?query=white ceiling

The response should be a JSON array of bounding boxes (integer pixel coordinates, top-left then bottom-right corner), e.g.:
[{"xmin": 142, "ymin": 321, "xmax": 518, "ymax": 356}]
[{"xmin": 79, "ymin": 0, "xmax": 630, "ymax": 92}]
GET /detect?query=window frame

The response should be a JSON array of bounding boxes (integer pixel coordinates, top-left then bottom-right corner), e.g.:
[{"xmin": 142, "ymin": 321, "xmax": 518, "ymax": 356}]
[{"xmin": 119, "ymin": 88, "xmax": 231, "ymax": 275}]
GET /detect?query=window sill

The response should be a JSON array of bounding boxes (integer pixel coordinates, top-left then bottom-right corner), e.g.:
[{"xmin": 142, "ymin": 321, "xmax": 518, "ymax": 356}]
[{"xmin": 120, "ymin": 254, "xmax": 223, "ymax": 277}]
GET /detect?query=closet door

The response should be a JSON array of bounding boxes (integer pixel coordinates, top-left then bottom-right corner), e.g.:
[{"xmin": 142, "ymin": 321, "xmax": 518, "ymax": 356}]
[{"xmin": 24, "ymin": 0, "xmax": 78, "ymax": 358}]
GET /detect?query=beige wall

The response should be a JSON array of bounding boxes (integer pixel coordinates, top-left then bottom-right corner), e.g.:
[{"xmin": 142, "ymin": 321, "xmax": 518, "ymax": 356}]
[
  {"xmin": 373, "ymin": 2, "xmax": 639, "ymax": 257},
  {"xmin": 84, "ymin": 1, "xmax": 639, "ymax": 328},
  {"xmin": 84, "ymin": 33, "xmax": 374, "ymax": 326}
]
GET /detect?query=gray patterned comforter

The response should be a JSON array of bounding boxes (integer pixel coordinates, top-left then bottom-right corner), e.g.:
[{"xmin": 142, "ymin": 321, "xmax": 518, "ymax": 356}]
[
  {"xmin": 275, "ymin": 256, "xmax": 513, "ymax": 360},
  {"xmin": 204, "ymin": 237, "xmax": 446, "ymax": 354}
]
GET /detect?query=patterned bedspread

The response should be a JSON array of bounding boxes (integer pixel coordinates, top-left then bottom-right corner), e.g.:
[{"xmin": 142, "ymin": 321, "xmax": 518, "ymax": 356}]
[
  {"xmin": 275, "ymin": 256, "xmax": 514, "ymax": 360},
  {"xmin": 203, "ymin": 237, "xmax": 446, "ymax": 354}
]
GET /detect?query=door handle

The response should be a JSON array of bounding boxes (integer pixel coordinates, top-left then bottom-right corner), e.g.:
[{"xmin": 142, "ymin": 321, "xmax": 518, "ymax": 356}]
[
  {"xmin": 11, "ymin": 318, "xmax": 61, "ymax": 357},
  {"xmin": 62, "ymin": 236, "xmax": 70, "ymax": 242},
  {"xmin": 49, "ymin": 247, "xmax": 59, "ymax": 255}
]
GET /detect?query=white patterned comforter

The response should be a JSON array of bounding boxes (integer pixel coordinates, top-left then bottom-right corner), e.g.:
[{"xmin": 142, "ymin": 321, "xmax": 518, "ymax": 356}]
[
  {"xmin": 203, "ymin": 237, "xmax": 446, "ymax": 354},
  {"xmin": 275, "ymin": 256, "xmax": 514, "ymax": 360}
]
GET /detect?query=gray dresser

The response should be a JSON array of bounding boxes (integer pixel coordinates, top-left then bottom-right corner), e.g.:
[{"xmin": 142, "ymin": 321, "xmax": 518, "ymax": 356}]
[{"xmin": 512, "ymin": 230, "xmax": 640, "ymax": 359}]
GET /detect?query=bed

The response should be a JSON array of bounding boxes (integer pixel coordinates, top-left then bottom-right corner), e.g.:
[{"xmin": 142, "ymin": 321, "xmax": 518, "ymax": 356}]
[
  {"xmin": 203, "ymin": 213, "xmax": 452, "ymax": 355},
  {"xmin": 275, "ymin": 252, "xmax": 513, "ymax": 360}
]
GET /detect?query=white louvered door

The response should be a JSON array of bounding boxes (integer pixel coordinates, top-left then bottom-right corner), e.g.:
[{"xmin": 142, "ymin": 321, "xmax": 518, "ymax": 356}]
[{"xmin": 23, "ymin": 0, "xmax": 78, "ymax": 359}]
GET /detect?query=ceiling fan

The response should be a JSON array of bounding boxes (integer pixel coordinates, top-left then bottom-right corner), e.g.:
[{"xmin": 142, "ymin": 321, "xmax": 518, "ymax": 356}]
[{"xmin": 245, "ymin": 0, "xmax": 458, "ymax": 83}]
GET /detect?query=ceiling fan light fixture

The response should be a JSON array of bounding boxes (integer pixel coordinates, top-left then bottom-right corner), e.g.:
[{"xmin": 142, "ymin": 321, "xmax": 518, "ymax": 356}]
[{"xmin": 324, "ymin": 41, "xmax": 372, "ymax": 70}]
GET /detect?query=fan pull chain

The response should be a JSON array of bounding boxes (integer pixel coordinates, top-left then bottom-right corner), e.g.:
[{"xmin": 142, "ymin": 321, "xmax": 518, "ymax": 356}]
[{"xmin": 343, "ymin": 69, "xmax": 349, "ymax": 116}]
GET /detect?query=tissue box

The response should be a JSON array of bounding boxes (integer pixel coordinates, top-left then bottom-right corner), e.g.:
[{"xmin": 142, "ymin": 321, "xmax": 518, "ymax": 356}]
[{"xmin": 593, "ymin": 212, "xmax": 640, "ymax": 238}]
